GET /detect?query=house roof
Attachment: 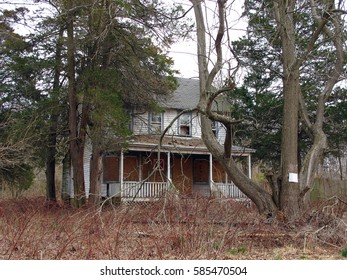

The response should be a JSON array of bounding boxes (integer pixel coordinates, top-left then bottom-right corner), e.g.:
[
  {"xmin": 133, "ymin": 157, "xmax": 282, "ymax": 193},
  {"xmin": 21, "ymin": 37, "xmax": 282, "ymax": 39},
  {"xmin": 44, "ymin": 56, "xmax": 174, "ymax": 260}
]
[
  {"xmin": 128, "ymin": 135, "xmax": 255, "ymax": 155},
  {"xmin": 162, "ymin": 77, "xmax": 231, "ymax": 112},
  {"xmin": 162, "ymin": 78, "xmax": 200, "ymax": 110}
]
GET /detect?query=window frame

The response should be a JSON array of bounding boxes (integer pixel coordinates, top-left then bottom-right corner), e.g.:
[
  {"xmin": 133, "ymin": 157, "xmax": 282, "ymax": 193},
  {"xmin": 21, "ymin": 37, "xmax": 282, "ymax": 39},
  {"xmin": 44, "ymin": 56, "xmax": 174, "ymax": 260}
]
[
  {"xmin": 211, "ymin": 120, "xmax": 219, "ymax": 137},
  {"xmin": 127, "ymin": 109, "xmax": 134, "ymax": 133},
  {"xmin": 178, "ymin": 111, "xmax": 192, "ymax": 136},
  {"xmin": 149, "ymin": 112, "xmax": 163, "ymax": 134}
]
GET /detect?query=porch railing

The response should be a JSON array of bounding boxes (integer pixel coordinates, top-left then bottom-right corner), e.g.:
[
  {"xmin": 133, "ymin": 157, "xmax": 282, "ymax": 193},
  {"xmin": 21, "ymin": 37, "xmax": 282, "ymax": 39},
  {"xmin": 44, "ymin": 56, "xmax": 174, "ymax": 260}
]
[
  {"xmin": 212, "ymin": 182, "xmax": 247, "ymax": 199},
  {"xmin": 121, "ymin": 181, "xmax": 171, "ymax": 199}
]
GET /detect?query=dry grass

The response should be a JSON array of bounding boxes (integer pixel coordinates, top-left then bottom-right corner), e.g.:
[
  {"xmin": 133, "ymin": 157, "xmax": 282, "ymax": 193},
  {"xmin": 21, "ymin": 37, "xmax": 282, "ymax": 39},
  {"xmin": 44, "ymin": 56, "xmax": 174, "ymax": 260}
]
[{"xmin": 0, "ymin": 194, "xmax": 346, "ymax": 260}]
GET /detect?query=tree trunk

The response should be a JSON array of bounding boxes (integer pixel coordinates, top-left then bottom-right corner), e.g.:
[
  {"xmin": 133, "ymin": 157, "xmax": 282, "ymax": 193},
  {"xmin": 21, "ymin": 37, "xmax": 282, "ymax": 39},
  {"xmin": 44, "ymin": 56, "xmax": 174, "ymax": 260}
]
[
  {"xmin": 201, "ymin": 115, "xmax": 278, "ymax": 217},
  {"xmin": 89, "ymin": 144, "xmax": 102, "ymax": 205},
  {"xmin": 66, "ymin": 15, "xmax": 86, "ymax": 208},
  {"xmin": 45, "ymin": 133, "xmax": 57, "ymax": 202},
  {"xmin": 298, "ymin": 0, "xmax": 344, "ymax": 207},
  {"xmin": 299, "ymin": 128, "xmax": 327, "ymax": 204},
  {"xmin": 280, "ymin": 70, "xmax": 301, "ymax": 220},
  {"xmin": 273, "ymin": 0, "xmax": 302, "ymax": 221},
  {"xmin": 266, "ymin": 173, "xmax": 281, "ymax": 208},
  {"xmin": 45, "ymin": 27, "xmax": 64, "ymax": 203},
  {"xmin": 337, "ymin": 150, "xmax": 343, "ymax": 180}
]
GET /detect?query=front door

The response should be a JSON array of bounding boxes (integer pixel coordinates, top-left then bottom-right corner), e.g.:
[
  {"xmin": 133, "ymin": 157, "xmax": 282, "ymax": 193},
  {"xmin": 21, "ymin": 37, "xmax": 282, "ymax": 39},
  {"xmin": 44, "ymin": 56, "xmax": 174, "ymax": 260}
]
[{"xmin": 193, "ymin": 158, "xmax": 210, "ymax": 196}]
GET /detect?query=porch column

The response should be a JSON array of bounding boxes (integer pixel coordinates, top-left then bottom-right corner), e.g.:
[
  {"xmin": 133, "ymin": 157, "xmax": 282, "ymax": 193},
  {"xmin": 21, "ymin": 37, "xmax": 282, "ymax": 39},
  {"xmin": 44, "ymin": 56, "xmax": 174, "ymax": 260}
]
[
  {"xmin": 139, "ymin": 152, "xmax": 142, "ymax": 181},
  {"xmin": 248, "ymin": 154, "xmax": 252, "ymax": 179},
  {"xmin": 209, "ymin": 153, "xmax": 213, "ymax": 188},
  {"xmin": 167, "ymin": 152, "xmax": 171, "ymax": 182},
  {"xmin": 120, "ymin": 149, "xmax": 124, "ymax": 195}
]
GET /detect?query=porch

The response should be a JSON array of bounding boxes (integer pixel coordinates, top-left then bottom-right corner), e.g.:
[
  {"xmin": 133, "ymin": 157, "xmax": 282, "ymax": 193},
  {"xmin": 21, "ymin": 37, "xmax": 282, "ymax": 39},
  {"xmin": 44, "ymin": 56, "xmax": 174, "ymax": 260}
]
[{"xmin": 102, "ymin": 145, "xmax": 250, "ymax": 201}]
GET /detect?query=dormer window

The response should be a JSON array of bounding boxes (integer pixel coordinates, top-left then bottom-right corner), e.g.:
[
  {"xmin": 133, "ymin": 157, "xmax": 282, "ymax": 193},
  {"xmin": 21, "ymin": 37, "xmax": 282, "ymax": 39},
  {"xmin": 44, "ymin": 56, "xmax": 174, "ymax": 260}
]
[
  {"xmin": 149, "ymin": 112, "xmax": 163, "ymax": 134},
  {"xmin": 178, "ymin": 112, "xmax": 192, "ymax": 136}
]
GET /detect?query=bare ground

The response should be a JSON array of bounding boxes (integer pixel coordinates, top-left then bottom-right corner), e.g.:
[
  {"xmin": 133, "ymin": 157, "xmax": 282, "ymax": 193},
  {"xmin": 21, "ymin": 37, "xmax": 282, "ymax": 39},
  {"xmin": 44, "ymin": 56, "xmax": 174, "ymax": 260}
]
[{"xmin": 0, "ymin": 195, "xmax": 346, "ymax": 260}]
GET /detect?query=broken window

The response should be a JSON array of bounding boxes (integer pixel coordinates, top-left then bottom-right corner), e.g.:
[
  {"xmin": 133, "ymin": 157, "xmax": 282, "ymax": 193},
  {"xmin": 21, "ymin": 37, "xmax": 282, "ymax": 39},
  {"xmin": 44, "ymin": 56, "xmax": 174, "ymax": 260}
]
[{"xmin": 178, "ymin": 112, "xmax": 192, "ymax": 136}]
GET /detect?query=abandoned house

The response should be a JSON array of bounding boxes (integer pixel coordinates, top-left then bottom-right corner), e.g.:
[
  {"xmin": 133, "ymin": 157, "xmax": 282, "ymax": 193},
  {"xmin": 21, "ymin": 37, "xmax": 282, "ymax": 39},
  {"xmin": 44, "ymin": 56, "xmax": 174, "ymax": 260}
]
[{"xmin": 62, "ymin": 78, "xmax": 254, "ymax": 201}]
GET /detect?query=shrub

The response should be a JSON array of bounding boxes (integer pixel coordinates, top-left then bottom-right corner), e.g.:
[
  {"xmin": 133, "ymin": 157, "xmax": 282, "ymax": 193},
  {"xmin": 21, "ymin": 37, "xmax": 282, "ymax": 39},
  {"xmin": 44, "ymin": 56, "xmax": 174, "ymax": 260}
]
[
  {"xmin": 341, "ymin": 248, "xmax": 347, "ymax": 258},
  {"xmin": 0, "ymin": 163, "xmax": 34, "ymax": 198}
]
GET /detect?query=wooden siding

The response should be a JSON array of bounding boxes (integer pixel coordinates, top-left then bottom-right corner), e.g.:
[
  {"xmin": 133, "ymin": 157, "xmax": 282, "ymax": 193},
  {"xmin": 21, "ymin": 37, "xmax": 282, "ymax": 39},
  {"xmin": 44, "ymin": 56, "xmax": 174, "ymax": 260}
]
[
  {"xmin": 216, "ymin": 122, "xmax": 226, "ymax": 144},
  {"xmin": 190, "ymin": 111, "xmax": 201, "ymax": 138},
  {"xmin": 163, "ymin": 109, "xmax": 178, "ymax": 135},
  {"xmin": 132, "ymin": 109, "xmax": 204, "ymax": 138},
  {"xmin": 84, "ymin": 143, "xmax": 92, "ymax": 197},
  {"xmin": 61, "ymin": 141, "xmax": 92, "ymax": 198},
  {"xmin": 132, "ymin": 111, "xmax": 150, "ymax": 135},
  {"xmin": 61, "ymin": 154, "xmax": 73, "ymax": 198}
]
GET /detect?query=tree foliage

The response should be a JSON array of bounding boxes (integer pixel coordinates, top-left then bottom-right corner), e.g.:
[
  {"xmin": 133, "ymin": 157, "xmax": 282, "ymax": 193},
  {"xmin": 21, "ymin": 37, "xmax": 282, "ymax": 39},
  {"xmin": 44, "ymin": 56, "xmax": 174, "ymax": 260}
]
[
  {"xmin": 0, "ymin": 8, "xmax": 39, "ymax": 187},
  {"xmin": 1, "ymin": 0, "xmax": 192, "ymax": 205},
  {"xmin": 232, "ymin": 0, "xmax": 347, "ymax": 172}
]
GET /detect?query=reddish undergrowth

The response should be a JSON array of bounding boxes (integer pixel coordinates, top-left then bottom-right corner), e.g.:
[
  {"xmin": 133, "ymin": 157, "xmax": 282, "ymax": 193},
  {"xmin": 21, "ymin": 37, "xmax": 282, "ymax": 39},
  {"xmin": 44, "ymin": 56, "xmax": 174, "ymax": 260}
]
[{"xmin": 0, "ymin": 195, "xmax": 346, "ymax": 260}]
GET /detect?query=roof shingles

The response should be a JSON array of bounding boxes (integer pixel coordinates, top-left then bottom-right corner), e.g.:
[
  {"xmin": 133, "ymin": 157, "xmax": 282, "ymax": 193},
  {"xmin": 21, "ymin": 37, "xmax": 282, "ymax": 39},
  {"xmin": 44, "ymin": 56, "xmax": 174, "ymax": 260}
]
[{"xmin": 162, "ymin": 78, "xmax": 200, "ymax": 110}]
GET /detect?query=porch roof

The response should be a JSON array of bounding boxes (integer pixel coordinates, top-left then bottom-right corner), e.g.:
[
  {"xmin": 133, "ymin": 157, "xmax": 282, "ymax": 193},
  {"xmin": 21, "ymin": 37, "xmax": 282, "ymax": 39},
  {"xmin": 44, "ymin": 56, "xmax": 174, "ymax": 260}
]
[{"xmin": 128, "ymin": 135, "xmax": 255, "ymax": 156}]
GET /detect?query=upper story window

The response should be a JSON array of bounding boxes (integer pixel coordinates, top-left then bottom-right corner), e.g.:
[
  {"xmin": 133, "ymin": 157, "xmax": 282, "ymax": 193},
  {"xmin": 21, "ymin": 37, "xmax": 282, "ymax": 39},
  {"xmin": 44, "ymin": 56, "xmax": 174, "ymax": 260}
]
[
  {"xmin": 178, "ymin": 112, "xmax": 192, "ymax": 136},
  {"xmin": 149, "ymin": 112, "xmax": 163, "ymax": 134},
  {"xmin": 211, "ymin": 120, "xmax": 218, "ymax": 137},
  {"xmin": 127, "ymin": 110, "xmax": 133, "ymax": 132}
]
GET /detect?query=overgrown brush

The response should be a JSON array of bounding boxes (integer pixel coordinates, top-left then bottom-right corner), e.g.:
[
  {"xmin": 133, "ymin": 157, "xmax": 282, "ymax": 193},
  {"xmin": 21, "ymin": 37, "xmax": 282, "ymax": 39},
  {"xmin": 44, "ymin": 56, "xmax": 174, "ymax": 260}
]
[
  {"xmin": 300, "ymin": 196, "xmax": 347, "ymax": 251},
  {"xmin": 0, "ymin": 195, "xmax": 345, "ymax": 259}
]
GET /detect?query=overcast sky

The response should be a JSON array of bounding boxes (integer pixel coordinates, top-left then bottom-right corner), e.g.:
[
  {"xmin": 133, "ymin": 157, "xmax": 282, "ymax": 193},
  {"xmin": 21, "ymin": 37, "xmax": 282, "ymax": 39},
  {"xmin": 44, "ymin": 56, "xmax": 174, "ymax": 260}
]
[
  {"xmin": 0, "ymin": 0, "xmax": 247, "ymax": 79},
  {"xmin": 168, "ymin": 0, "xmax": 247, "ymax": 79}
]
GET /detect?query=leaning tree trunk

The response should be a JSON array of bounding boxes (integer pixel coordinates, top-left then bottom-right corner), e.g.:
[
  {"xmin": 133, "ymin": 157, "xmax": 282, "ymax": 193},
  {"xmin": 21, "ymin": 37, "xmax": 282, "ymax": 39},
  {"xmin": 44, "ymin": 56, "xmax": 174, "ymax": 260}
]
[
  {"xmin": 200, "ymin": 115, "xmax": 279, "ymax": 216},
  {"xmin": 191, "ymin": 0, "xmax": 278, "ymax": 217}
]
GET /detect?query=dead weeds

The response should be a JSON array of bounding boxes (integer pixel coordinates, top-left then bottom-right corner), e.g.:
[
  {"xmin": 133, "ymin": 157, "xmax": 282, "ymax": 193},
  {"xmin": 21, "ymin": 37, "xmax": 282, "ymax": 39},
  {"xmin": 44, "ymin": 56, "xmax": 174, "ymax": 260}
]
[{"xmin": 0, "ymin": 195, "xmax": 346, "ymax": 260}]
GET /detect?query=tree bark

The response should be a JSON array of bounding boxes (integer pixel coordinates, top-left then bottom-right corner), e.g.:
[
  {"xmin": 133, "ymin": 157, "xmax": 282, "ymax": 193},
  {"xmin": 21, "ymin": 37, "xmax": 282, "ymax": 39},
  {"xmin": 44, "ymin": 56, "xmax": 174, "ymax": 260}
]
[
  {"xmin": 67, "ymin": 15, "xmax": 86, "ymax": 208},
  {"xmin": 89, "ymin": 144, "xmax": 102, "ymax": 205},
  {"xmin": 273, "ymin": 0, "xmax": 302, "ymax": 221},
  {"xmin": 201, "ymin": 116, "xmax": 278, "ymax": 216},
  {"xmin": 45, "ymin": 150, "xmax": 56, "ymax": 201}
]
